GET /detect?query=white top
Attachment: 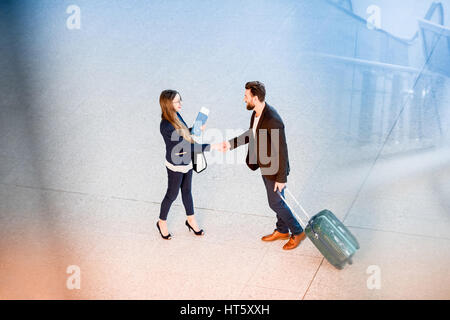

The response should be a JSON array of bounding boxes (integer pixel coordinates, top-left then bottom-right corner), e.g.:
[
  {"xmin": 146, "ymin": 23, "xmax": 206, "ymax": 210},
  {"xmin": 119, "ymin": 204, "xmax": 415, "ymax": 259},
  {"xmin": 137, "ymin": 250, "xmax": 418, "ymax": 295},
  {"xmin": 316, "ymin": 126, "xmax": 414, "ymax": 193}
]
[
  {"xmin": 252, "ymin": 114, "xmax": 261, "ymax": 137},
  {"xmin": 165, "ymin": 160, "xmax": 193, "ymax": 173}
]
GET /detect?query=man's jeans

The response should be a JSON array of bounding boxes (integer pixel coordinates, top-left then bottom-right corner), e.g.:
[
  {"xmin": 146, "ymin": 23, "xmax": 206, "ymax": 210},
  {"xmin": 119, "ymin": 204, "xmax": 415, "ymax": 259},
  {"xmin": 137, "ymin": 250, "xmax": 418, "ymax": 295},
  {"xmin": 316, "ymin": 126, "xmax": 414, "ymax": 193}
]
[{"xmin": 262, "ymin": 176, "xmax": 304, "ymax": 235}]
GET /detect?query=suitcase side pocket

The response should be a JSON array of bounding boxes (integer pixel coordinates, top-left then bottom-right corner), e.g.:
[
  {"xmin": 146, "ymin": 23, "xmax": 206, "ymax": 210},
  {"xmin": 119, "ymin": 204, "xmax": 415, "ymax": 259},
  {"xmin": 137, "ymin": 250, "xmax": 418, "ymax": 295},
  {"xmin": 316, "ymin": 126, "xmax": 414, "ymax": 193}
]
[{"xmin": 307, "ymin": 216, "xmax": 357, "ymax": 269}]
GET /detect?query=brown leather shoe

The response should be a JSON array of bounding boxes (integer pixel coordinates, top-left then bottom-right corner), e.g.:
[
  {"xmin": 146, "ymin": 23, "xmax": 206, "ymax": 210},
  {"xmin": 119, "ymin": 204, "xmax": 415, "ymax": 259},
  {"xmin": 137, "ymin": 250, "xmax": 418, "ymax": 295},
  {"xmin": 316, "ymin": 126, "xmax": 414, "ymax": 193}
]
[
  {"xmin": 261, "ymin": 230, "xmax": 290, "ymax": 242},
  {"xmin": 283, "ymin": 232, "xmax": 307, "ymax": 250}
]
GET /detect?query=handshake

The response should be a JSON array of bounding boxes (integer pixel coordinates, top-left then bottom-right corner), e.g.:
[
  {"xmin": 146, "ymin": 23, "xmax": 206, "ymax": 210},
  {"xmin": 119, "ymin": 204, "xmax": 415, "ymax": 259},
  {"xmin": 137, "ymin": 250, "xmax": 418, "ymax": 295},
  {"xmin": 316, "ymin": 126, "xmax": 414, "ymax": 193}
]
[{"xmin": 211, "ymin": 141, "xmax": 231, "ymax": 153}]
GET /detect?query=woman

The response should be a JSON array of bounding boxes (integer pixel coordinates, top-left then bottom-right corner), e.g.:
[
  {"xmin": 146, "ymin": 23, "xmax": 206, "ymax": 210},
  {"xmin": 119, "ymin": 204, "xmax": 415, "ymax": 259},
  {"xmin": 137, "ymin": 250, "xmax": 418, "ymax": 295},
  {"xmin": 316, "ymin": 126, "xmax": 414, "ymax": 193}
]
[{"xmin": 158, "ymin": 89, "xmax": 221, "ymax": 240}]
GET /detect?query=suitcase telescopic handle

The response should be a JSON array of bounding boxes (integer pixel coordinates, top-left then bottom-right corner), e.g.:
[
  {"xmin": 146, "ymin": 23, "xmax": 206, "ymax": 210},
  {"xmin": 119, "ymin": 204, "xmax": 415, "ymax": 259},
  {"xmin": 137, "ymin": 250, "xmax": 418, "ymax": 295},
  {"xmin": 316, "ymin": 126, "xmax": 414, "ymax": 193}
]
[{"xmin": 277, "ymin": 187, "xmax": 311, "ymax": 228}]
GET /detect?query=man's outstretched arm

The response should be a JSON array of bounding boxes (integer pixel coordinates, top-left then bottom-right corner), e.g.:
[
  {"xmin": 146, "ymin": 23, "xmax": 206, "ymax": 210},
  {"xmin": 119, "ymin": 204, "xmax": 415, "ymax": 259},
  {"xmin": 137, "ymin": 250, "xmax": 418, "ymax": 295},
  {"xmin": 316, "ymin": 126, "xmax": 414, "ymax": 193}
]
[{"xmin": 224, "ymin": 129, "xmax": 252, "ymax": 151}]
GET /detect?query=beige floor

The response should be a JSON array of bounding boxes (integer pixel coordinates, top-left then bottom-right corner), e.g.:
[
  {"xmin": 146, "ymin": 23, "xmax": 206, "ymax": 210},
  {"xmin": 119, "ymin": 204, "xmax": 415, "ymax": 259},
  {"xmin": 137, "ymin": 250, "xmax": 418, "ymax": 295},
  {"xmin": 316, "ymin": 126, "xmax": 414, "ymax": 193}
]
[
  {"xmin": 1, "ymin": 0, "xmax": 449, "ymax": 300},
  {"xmin": 1, "ymin": 146, "xmax": 449, "ymax": 299}
]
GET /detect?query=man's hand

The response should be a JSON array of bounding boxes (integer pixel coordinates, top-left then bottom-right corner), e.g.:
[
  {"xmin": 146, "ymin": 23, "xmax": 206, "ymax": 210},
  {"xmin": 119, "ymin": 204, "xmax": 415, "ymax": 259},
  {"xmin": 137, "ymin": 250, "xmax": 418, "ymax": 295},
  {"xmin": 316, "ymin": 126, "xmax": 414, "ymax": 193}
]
[
  {"xmin": 274, "ymin": 182, "xmax": 286, "ymax": 193},
  {"xmin": 211, "ymin": 141, "xmax": 230, "ymax": 152},
  {"xmin": 221, "ymin": 141, "xmax": 231, "ymax": 152}
]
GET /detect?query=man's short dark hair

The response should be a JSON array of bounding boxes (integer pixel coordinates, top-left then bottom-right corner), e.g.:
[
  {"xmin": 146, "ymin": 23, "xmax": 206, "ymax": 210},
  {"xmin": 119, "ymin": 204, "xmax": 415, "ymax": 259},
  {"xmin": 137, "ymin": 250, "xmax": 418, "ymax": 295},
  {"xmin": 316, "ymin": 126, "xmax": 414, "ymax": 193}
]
[{"xmin": 245, "ymin": 81, "xmax": 266, "ymax": 102}]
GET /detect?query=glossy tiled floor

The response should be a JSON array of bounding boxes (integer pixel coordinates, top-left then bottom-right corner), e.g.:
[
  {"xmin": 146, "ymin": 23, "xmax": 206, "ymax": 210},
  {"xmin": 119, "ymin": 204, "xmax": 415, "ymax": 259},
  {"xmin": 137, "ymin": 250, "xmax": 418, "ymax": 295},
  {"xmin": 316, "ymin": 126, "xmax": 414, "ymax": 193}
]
[{"xmin": 0, "ymin": 0, "xmax": 449, "ymax": 299}]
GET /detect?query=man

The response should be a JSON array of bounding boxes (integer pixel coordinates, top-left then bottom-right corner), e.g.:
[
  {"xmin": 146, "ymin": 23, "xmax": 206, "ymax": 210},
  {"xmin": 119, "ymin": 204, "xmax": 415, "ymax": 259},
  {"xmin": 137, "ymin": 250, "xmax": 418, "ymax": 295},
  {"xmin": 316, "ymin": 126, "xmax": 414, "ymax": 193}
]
[{"xmin": 222, "ymin": 81, "xmax": 306, "ymax": 250}]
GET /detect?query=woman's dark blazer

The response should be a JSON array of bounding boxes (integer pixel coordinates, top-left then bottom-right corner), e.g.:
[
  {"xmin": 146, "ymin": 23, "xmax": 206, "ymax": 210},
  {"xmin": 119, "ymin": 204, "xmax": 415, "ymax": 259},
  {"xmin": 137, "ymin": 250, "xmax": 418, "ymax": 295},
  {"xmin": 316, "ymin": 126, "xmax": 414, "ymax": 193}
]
[{"xmin": 160, "ymin": 113, "xmax": 210, "ymax": 166}]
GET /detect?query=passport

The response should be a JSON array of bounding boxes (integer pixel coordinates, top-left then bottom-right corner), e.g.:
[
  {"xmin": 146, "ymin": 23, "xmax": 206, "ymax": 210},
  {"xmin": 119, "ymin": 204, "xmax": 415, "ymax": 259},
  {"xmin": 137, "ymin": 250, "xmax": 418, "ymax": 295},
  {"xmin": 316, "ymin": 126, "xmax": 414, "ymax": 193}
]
[{"xmin": 192, "ymin": 107, "xmax": 209, "ymax": 136}]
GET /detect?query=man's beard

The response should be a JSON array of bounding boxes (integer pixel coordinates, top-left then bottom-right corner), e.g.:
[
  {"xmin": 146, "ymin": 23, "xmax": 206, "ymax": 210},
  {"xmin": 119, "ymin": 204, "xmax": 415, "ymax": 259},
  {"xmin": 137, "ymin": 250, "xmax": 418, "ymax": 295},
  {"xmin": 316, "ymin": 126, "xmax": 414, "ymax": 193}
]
[{"xmin": 246, "ymin": 103, "xmax": 255, "ymax": 111}]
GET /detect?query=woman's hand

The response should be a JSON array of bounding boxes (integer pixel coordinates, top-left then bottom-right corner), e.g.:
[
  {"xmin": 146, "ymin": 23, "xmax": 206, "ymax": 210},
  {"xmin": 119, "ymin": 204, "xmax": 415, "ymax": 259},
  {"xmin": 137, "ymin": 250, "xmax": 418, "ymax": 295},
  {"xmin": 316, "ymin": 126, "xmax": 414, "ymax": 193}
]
[
  {"xmin": 201, "ymin": 124, "xmax": 206, "ymax": 132},
  {"xmin": 211, "ymin": 143, "xmax": 221, "ymax": 151}
]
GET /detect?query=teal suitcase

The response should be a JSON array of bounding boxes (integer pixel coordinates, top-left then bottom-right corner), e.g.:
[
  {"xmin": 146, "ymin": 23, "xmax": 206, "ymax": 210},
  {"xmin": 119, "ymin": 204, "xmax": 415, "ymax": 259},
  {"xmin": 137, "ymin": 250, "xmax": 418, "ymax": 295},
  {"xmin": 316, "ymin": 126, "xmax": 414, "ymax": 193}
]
[{"xmin": 279, "ymin": 188, "xmax": 360, "ymax": 270}]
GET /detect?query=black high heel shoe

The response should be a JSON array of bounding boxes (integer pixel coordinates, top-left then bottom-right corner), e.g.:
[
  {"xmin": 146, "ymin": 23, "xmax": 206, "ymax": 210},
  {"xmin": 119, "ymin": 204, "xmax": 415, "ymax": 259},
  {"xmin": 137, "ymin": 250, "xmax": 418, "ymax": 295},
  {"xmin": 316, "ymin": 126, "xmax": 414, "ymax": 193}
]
[
  {"xmin": 185, "ymin": 220, "xmax": 204, "ymax": 236},
  {"xmin": 156, "ymin": 221, "xmax": 172, "ymax": 240}
]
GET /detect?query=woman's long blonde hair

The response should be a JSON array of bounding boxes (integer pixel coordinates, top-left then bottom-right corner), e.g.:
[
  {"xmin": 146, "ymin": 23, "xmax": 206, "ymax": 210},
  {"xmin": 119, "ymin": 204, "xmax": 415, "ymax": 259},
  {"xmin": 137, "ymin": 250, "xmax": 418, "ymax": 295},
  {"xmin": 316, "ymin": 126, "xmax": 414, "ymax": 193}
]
[{"xmin": 160, "ymin": 90, "xmax": 194, "ymax": 143}]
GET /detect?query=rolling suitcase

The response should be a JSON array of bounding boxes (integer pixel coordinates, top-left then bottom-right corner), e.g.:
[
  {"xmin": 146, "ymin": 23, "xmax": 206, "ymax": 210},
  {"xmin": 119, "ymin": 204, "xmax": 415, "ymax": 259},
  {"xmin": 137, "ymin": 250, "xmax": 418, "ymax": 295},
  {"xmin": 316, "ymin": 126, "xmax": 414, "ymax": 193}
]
[{"xmin": 278, "ymin": 188, "xmax": 360, "ymax": 270}]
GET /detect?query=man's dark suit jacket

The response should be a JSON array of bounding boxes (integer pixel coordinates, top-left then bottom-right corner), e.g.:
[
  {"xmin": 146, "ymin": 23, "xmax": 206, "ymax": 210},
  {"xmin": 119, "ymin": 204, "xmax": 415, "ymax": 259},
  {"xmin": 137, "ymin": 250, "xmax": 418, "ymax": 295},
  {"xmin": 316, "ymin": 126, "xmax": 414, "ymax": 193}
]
[{"xmin": 228, "ymin": 103, "xmax": 290, "ymax": 183}]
